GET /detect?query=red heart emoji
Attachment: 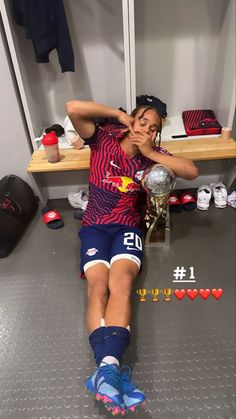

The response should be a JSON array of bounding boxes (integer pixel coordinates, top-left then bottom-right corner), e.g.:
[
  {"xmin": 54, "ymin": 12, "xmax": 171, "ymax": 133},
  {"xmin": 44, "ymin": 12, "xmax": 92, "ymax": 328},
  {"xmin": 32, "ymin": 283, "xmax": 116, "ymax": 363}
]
[
  {"xmin": 199, "ymin": 288, "xmax": 211, "ymax": 300},
  {"xmin": 174, "ymin": 289, "xmax": 186, "ymax": 300},
  {"xmin": 186, "ymin": 289, "xmax": 198, "ymax": 300},
  {"xmin": 211, "ymin": 288, "xmax": 223, "ymax": 299}
]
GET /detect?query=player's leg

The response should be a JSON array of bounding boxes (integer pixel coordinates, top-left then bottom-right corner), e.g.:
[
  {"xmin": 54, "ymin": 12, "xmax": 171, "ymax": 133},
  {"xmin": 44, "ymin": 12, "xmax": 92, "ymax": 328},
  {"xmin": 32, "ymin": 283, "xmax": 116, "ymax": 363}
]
[
  {"xmin": 85, "ymin": 263, "xmax": 125, "ymax": 412},
  {"xmin": 105, "ymin": 225, "xmax": 143, "ymax": 327},
  {"xmin": 102, "ymin": 227, "xmax": 146, "ymax": 413},
  {"xmin": 85, "ymin": 263, "xmax": 125, "ymax": 413},
  {"xmin": 85, "ymin": 263, "xmax": 109, "ymax": 332},
  {"xmin": 104, "ymin": 259, "xmax": 146, "ymax": 413},
  {"xmin": 80, "ymin": 226, "xmax": 110, "ymax": 364},
  {"xmin": 80, "ymin": 226, "xmax": 125, "ymax": 412},
  {"xmin": 103, "ymin": 226, "xmax": 143, "ymax": 365},
  {"xmin": 101, "ymin": 226, "xmax": 142, "ymax": 367},
  {"xmin": 102, "ymin": 258, "xmax": 139, "ymax": 369},
  {"xmin": 105, "ymin": 258, "xmax": 139, "ymax": 327},
  {"xmin": 79, "ymin": 225, "xmax": 111, "ymax": 332}
]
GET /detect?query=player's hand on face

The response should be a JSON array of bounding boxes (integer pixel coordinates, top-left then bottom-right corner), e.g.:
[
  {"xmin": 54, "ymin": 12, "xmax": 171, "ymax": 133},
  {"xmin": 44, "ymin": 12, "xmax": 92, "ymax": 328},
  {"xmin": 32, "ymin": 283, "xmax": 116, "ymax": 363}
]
[
  {"xmin": 118, "ymin": 111, "xmax": 135, "ymax": 136},
  {"xmin": 130, "ymin": 130, "xmax": 154, "ymax": 158}
]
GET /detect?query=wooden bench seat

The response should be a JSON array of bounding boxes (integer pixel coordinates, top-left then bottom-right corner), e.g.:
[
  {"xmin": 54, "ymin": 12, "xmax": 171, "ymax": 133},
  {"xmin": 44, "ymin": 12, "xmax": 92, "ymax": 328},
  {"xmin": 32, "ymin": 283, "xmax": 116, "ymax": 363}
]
[{"xmin": 27, "ymin": 136, "xmax": 235, "ymax": 173}]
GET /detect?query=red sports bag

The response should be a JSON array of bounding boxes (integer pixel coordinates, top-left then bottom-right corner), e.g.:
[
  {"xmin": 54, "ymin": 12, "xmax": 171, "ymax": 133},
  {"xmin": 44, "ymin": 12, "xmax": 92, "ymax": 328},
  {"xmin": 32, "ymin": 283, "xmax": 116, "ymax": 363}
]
[{"xmin": 182, "ymin": 109, "xmax": 221, "ymax": 136}]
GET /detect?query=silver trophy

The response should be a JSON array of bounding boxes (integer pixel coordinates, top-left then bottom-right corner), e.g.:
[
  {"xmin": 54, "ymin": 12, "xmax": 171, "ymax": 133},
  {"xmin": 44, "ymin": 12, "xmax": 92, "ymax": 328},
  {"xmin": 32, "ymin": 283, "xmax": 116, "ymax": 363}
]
[{"xmin": 142, "ymin": 164, "xmax": 176, "ymax": 246}]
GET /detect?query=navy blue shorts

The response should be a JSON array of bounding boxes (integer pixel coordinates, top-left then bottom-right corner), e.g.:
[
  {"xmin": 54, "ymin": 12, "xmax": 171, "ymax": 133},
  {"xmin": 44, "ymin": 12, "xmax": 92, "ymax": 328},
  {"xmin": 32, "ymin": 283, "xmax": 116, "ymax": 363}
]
[{"xmin": 79, "ymin": 224, "xmax": 143, "ymax": 275}]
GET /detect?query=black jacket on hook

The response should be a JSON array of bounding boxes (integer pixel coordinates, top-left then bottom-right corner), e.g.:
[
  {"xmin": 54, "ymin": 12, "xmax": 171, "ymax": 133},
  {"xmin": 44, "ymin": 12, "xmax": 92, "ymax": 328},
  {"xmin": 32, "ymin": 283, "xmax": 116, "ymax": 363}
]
[{"xmin": 12, "ymin": 0, "xmax": 75, "ymax": 73}]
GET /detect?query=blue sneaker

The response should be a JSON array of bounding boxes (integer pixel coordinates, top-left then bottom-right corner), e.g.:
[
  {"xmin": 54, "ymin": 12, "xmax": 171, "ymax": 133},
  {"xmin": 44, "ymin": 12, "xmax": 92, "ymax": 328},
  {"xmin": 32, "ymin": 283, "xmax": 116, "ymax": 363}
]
[
  {"xmin": 120, "ymin": 366, "xmax": 146, "ymax": 413},
  {"xmin": 85, "ymin": 363, "xmax": 124, "ymax": 414}
]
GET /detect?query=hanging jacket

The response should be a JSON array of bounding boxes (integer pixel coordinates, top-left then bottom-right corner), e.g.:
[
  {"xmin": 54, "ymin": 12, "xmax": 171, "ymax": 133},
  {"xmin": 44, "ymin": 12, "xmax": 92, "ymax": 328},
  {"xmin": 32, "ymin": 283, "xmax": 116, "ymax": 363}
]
[{"xmin": 12, "ymin": 0, "xmax": 75, "ymax": 73}]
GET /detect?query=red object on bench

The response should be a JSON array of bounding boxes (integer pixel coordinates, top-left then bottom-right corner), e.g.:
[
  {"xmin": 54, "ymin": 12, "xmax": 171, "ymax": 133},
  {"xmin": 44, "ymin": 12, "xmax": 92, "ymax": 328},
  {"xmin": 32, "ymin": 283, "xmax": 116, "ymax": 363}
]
[{"xmin": 182, "ymin": 110, "xmax": 221, "ymax": 136}]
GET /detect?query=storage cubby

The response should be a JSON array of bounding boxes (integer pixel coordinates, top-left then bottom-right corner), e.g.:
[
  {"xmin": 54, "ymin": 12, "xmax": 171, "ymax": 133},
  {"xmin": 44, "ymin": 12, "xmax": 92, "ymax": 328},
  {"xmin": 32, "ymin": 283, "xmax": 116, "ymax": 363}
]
[
  {"xmin": 1, "ymin": 0, "xmax": 127, "ymax": 148},
  {"xmin": 134, "ymin": 0, "xmax": 235, "ymax": 139}
]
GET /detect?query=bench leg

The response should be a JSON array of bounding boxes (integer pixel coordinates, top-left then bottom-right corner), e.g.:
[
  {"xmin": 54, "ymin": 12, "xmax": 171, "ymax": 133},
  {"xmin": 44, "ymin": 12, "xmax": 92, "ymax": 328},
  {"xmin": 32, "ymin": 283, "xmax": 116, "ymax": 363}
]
[
  {"xmin": 28, "ymin": 173, "xmax": 48, "ymax": 206},
  {"xmin": 220, "ymin": 159, "xmax": 236, "ymax": 190}
]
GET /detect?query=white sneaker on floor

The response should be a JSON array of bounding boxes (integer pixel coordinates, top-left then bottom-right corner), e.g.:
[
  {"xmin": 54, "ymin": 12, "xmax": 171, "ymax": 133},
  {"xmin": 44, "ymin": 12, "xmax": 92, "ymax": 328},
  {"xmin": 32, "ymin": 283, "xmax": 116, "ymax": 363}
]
[
  {"xmin": 210, "ymin": 182, "xmax": 228, "ymax": 208},
  {"xmin": 68, "ymin": 190, "xmax": 88, "ymax": 210},
  {"xmin": 197, "ymin": 185, "xmax": 212, "ymax": 210},
  {"xmin": 227, "ymin": 191, "xmax": 236, "ymax": 208}
]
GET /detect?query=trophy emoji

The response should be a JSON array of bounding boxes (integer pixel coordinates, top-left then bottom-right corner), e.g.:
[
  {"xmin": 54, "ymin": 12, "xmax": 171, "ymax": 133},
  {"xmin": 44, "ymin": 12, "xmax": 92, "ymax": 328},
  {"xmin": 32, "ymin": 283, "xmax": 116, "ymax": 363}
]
[
  {"xmin": 142, "ymin": 164, "xmax": 176, "ymax": 246},
  {"xmin": 136, "ymin": 288, "xmax": 148, "ymax": 302},
  {"xmin": 150, "ymin": 288, "xmax": 161, "ymax": 302},
  {"xmin": 162, "ymin": 288, "xmax": 173, "ymax": 302}
]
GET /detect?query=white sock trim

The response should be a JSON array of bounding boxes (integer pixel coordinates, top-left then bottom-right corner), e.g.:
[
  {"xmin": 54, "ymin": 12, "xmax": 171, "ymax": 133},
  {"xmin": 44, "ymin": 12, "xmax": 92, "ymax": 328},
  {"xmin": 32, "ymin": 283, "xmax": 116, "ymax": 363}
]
[
  {"xmin": 100, "ymin": 356, "xmax": 119, "ymax": 367},
  {"xmin": 101, "ymin": 318, "xmax": 105, "ymax": 327}
]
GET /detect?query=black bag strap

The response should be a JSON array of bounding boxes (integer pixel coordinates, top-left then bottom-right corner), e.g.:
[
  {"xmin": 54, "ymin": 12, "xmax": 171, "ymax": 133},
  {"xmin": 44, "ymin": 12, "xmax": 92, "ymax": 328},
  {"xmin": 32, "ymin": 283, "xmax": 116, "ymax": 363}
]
[{"xmin": 0, "ymin": 192, "xmax": 22, "ymax": 215}]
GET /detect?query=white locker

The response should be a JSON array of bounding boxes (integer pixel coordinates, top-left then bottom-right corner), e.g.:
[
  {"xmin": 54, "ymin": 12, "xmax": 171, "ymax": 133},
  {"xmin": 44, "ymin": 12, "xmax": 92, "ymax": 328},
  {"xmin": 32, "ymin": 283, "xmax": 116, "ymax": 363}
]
[
  {"xmin": 0, "ymin": 0, "xmax": 128, "ymax": 149},
  {"xmin": 133, "ymin": 0, "xmax": 235, "ymax": 138}
]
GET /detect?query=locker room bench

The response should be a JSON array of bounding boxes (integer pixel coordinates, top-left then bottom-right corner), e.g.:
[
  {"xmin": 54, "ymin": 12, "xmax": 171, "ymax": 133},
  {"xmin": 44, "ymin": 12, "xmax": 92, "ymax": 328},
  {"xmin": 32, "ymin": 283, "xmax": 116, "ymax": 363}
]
[
  {"xmin": 27, "ymin": 136, "xmax": 236, "ymax": 173},
  {"xmin": 27, "ymin": 136, "xmax": 236, "ymax": 202}
]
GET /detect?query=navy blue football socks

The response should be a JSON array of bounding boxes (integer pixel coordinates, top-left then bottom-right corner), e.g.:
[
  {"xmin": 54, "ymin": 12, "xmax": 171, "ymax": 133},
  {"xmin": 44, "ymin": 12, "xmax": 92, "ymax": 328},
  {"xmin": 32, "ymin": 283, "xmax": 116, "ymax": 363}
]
[
  {"xmin": 89, "ymin": 326, "xmax": 131, "ymax": 366},
  {"xmin": 89, "ymin": 326, "xmax": 106, "ymax": 366},
  {"xmin": 103, "ymin": 326, "xmax": 131, "ymax": 363}
]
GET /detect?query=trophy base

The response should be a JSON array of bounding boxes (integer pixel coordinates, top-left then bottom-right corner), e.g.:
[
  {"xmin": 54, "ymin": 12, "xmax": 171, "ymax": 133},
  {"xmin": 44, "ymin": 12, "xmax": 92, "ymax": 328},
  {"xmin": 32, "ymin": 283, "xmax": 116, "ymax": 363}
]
[{"xmin": 145, "ymin": 206, "xmax": 170, "ymax": 247}]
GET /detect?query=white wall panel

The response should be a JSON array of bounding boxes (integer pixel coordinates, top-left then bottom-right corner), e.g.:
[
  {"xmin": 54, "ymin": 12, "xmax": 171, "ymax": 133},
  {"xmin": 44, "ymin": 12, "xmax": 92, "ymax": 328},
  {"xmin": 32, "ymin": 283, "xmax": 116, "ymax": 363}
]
[
  {"xmin": 134, "ymin": 0, "xmax": 234, "ymax": 121},
  {"xmin": 0, "ymin": 19, "xmax": 33, "ymax": 185},
  {"xmin": 211, "ymin": 0, "xmax": 235, "ymax": 127}
]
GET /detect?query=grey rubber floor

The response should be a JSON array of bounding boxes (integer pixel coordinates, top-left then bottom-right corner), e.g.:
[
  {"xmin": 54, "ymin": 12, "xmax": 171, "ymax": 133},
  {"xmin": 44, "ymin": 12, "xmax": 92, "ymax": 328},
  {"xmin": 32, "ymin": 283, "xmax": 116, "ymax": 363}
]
[{"xmin": 0, "ymin": 199, "xmax": 235, "ymax": 419}]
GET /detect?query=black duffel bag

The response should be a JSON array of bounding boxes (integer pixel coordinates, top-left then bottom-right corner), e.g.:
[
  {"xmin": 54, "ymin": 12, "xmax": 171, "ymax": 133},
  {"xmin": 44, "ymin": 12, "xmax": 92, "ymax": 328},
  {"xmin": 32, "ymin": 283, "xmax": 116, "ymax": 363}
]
[{"xmin": 0, "ymin": 174, "xmax": 38, "ymax": 258}]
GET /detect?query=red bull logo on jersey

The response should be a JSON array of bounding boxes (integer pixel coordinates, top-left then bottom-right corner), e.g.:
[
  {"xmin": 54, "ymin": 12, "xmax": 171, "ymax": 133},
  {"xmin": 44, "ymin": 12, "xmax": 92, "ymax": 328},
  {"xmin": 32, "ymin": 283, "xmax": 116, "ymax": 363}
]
[{"xmin": 103, "ymin": 172, "xmax": 140, "ymax": 193}]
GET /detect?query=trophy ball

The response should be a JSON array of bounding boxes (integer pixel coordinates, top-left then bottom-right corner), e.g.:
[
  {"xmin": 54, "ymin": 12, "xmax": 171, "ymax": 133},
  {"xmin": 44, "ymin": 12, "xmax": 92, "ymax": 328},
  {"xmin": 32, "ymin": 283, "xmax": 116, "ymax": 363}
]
[{"xmin": 142, "ymin": 164, "xmax": 176, "ymax": 196}]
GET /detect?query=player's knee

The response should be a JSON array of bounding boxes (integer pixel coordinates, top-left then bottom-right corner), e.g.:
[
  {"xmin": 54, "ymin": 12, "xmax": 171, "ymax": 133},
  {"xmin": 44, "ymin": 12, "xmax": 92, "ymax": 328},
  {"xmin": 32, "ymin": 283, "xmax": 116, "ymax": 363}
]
[
  {"xmin": 87, "ymin": 278, "xmax": 108, "ymax": 301},
  {"xmin": 109, "ymin": 272, "xmax": 134, "ymax": 297}
]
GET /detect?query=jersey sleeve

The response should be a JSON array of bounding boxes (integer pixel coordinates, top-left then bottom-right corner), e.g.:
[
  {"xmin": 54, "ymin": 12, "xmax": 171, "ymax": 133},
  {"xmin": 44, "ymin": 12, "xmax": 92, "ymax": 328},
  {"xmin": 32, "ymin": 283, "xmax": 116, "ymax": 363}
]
[
  {"xmin": 83, "ymin": 123, "xmax": 100, "ymax": 149},
  {"xmin": 154, "ymin": 145, "xmax": 172, "ymax": 156}
]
